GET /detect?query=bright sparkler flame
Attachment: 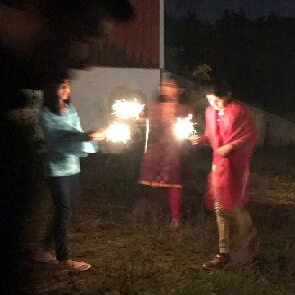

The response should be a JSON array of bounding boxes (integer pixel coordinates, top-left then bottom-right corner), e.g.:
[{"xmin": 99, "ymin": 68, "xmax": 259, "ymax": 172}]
[
  {"xmin": 206, "ymin": 94, "xmax": 217, "ymax": 100},
  {"xmin": 105, "ymin": 122, "xmax": 131, "ymax": 143},
  {"xmin": 112, "ymin": 99, "xmax": 145, "ymax": 120},
  {"xmin": 173, "ymin": 114, "xmax": 195, "ymax": 140}
]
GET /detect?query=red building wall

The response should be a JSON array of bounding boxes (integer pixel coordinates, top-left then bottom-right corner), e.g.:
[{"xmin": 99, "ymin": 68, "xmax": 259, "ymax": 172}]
[{"xmin": 95, "ymin": 0, "xmax": 160, "ymax": 68}]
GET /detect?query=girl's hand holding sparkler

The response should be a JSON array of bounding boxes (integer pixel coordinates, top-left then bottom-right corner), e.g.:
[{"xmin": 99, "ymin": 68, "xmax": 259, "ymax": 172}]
[
  {"xmin": 190, "ymin": 135, "xmax": 208, "ymax": 145},
  {"xmin": 136, "ymin": 113, "xmax": 146, "ymax": 124},
  {"xmin": 86, "ymin": 129, "xmax": 106, "ymax": 142}
]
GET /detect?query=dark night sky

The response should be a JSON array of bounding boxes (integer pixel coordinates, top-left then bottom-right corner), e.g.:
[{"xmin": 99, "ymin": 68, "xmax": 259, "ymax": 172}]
[{"xmin": 166, "ymin": 0, "xmax": 295, "ymax": 21}]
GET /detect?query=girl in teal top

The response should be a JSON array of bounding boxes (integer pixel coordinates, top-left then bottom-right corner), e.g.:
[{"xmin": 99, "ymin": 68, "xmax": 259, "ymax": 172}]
[
  {"xmin": 36, "ymin": 79, "xmax": 105, "ymax": 271},
  {"xmin": 40, "ymin": 100, "xmax": 97, "ymax": 176}
]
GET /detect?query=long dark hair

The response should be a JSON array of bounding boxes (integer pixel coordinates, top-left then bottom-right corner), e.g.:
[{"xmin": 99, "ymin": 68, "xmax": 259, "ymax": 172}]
[
  {"xmin": 208, "ymin": 80, "xmax": 232, "ymax": 98},
  {"xmin": 43, "ymin": 80, "xmax": 70, "ymax": 115},
  {"xmin": 157, "ymin": 74, "xmax": 190, "ymax": 104}
]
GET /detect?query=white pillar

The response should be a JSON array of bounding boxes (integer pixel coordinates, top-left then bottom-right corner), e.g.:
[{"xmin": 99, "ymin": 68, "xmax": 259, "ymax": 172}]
[{"xmin": 160, "ymin": 0, "xmax": 165, "ymax": 69}]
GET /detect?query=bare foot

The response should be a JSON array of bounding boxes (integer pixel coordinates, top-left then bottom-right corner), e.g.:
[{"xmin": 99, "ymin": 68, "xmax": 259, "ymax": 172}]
[
  {"xmin": 34, "ymin": 249, "xmax": 58, "ymax": 264},
  {"xmin": 59, "ymin": 259, "xmax": 91, "ymax": 271},
  {"xmin": 170, "ymin": 219, "xmax": 180, "ymax": 230}
]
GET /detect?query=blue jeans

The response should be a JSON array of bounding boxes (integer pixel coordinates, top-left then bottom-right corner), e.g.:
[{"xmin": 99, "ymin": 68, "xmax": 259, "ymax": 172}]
[{"xmin": 43, "ymin": 173, "xmax": 80, "ymax": 261}]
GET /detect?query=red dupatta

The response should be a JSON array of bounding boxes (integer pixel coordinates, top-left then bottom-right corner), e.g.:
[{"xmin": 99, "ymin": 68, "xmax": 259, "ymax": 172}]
[{"xmin": 205, "ymin": 100, "xmax": 258, "ymax": 211}]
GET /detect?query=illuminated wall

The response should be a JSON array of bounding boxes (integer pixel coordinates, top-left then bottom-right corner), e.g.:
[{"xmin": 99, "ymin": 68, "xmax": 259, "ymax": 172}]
[{"xmin": 71, "ymin": 66, "xmax": 160, "ymax": 129}]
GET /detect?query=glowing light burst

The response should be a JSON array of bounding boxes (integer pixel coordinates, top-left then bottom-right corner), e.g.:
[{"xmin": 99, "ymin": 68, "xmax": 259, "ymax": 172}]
[
  {"xmin": 206, "ymin": 94, "xmax": 217, "ymax": 100},
  {"xmin": 112, "ymin": 99, "xmax": 145, "ymax": 120},
  {"xmin": 173, "ymin": 114, "xmax": 196, "ymax": 140},
  {"xmin": 144, "ymin": 118, "xmax": 149, "ymax": 153},
  {"xmin": 105, "ymin": 122, "xmax": 131, "ymax": 143}
]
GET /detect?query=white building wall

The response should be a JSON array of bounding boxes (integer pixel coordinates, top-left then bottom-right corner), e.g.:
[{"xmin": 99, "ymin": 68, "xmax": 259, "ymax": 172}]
[
  {"xmin": 70, "ymin": 67, "xmax": 161, "ymax": 152},
  {"xmin": 263, "ymin": 112, "xmax": 295, "ymax": 146},
  {"xmin": 71, "ymin": 67, "xmax": 161, "ymax": 130},
  {"xmin": 247, "ymin": 106, "xmax": 266, "ymax": 146}
]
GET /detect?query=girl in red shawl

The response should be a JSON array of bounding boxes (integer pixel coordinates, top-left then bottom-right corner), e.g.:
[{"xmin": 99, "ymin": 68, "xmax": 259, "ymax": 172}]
[
  {"xmin": 139, "ymin": 76, "xmax": 190, "ymax": 229},
  {"xmin": 192, "ymin": 81, "xmax": 259, "ymax": 269}
]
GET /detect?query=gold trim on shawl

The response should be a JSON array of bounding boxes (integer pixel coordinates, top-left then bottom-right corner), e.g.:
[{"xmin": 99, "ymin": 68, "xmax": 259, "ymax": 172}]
[{"xmin": 139, "ymin": 180, "xmax": 182, "ymax": 188}]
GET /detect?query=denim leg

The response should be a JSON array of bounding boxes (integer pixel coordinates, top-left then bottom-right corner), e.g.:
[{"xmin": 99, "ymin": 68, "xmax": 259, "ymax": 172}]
[{"xmin": 47, "ymin": 174, "xmax": 80, "ymax": 261}]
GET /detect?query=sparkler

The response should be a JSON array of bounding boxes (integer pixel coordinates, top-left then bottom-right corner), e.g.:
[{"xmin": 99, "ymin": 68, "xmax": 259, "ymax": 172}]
[
  {"xmin": 112, "ymin": 99, "xmax": 145, "ymax": 120},
  {"xmin": 144, "ymin": 118, "xmax": 149, "ymax": 153},
  {"xmin": 173, "ymin": 114, "xmax": 196, "ymax": 140},
  {"xmin": 105, "ymin": 122, "xmax": 131, "ymax": 143},
  {"xmin": 206, "ymin": 94, "xmax": 216, "ymax": 100}
]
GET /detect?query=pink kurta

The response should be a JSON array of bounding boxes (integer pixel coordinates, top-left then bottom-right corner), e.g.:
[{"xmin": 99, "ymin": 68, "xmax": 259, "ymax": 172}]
[{"xmin": 205, "ymin": 100, "xmax": 258, "ymax": 211}]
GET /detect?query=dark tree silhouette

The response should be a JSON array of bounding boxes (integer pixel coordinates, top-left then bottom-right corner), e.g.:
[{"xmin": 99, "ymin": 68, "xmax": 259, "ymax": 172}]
[{"xmin": 165, "ymin": 9, "xmax": 295, "ymax": 118}]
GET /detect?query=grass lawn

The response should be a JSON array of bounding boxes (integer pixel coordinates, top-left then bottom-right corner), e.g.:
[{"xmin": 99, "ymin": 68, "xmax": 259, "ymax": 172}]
[{"xmin": 19, "ymin": 147, "xmax": 295, "ymax": 295}]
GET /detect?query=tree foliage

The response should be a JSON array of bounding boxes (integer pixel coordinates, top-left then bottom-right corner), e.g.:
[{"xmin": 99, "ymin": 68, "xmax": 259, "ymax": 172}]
[{"xmin": 165, "ymin": 9, "xmax": 295, "ymax": 116}]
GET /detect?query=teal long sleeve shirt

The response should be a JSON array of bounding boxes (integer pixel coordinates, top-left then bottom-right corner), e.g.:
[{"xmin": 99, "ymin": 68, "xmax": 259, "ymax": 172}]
[{"xmin": 39, "ymin": 104, "xmax": 98, "ymax": 177}]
